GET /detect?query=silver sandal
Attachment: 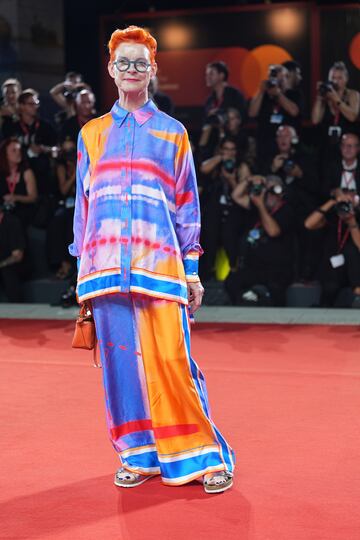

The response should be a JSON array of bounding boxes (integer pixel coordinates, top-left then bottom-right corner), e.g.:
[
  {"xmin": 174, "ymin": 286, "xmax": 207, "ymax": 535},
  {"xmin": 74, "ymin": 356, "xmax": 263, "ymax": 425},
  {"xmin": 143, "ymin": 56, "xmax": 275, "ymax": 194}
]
[
  {"xmin": 203, "ymin": 471, "xmax": 233, "ymax": 494},
  {"xmin": 114, "ymin": 467, "xmax": 155, "ymax": 488}
]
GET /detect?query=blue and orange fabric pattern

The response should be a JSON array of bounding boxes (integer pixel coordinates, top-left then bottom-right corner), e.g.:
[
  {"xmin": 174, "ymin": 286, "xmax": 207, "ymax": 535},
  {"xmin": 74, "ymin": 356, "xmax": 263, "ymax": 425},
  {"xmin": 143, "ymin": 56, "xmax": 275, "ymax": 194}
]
[
  {"xmin": 69, "ymin": 99, "xmax": 202, "ymax": 304},
  {"xmin": 91, "ymin": 292, "xmax": 235, "ymax": 485}
]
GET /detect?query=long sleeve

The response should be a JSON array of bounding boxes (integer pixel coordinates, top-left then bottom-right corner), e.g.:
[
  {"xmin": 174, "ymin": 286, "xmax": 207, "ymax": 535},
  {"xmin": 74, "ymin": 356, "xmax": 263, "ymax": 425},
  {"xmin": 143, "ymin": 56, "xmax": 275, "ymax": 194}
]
[
  {"xmin": 175, "ymin": 129, "xmax": 203, "ymax": 282},
  {"xmin": 68, "ymin": 131, "xmax": 90, "ymax": 259}
]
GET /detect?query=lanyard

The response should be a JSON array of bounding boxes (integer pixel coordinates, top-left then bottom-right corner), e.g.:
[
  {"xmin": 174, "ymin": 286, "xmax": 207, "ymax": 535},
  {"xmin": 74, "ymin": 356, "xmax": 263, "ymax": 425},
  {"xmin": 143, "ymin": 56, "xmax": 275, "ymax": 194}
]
[
  {"xmin": 20, "ymin": 119, "xmax": 40, "ymax": 135},
  {"xmin": 337, "ymin": 218, "xmax": 350, "ymax": 253},
  {"xmin": 6, "ymin": 171, "xmax": 20, "ymax": 195}
]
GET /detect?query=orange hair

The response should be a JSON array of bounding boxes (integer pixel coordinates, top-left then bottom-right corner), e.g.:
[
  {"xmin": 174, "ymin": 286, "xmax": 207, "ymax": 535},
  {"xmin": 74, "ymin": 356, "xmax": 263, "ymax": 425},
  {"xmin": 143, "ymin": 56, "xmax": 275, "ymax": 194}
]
[{"xmin": 108, "ymin": 26, "xmax": 157, "ymax": 63}]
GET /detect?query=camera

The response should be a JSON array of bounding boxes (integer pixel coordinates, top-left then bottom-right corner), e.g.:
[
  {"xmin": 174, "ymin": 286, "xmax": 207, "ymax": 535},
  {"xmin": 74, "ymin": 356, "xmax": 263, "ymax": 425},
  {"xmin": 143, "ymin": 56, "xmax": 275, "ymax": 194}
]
[
  {"xmin": 63, "ymin": 84, "xmax": 86, "ymax": 102},
  {"xmin": 207, "ymin": 111, "xmax": 227, "ymax": 127},
  {"xmin": 266, "ymin": 66, "xmax": 280, "ymax": 89},
  {"xmin": 283, "ymin": 159, "xmax": 295, "ymax": 174},
  {"xmin": 318, "ymin": 81, "xmax": 338, "ymax": 97},
  {"xmin": 335, "ymin": 201, "xmax": 353, "ymax": 216},
  {"xmin": 222, "ymin": 158, "xmax": 235, "ymax": 174},
  {"xmin": 248, "ymin": 183, "xmax": 265, "ymax": 196},
  {"xmin": 0, "ymin": 201, "xmax": 15, "ymax": 212}
]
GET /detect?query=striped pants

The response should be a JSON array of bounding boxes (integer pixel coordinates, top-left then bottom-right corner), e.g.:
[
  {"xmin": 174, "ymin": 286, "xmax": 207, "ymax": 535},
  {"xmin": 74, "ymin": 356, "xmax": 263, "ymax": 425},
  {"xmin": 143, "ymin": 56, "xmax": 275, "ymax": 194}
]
[{"xmin": 91, "ymin": 293, "xmax": 235, "ymax": 485}]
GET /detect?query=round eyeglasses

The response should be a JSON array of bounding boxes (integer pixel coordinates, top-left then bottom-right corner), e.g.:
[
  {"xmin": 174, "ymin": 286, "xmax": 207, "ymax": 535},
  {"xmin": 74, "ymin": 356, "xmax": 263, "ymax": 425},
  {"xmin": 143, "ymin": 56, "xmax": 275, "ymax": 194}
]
[{"xmin": 113, "ymin": 58, "xmax": 151, "ymax": 73}]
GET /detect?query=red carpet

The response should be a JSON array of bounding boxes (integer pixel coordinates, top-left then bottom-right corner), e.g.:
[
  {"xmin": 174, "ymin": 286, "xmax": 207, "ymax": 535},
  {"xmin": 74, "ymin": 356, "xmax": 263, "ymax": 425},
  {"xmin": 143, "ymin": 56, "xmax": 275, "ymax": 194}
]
[{"xmin": 1, "ymin": 319, "xmax": 360, "ymax": 540}]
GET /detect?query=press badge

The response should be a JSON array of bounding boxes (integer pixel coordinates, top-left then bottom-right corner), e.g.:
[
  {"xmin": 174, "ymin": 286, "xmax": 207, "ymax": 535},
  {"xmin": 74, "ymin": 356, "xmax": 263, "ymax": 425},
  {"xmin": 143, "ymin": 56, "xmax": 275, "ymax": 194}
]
[
  {"xmin": 270, "ymin": 113, "xmax": 283, "ymax": 124},
  {"xmin": 330, "ymin": 254, "xmax": 345, "ymax": 268}
]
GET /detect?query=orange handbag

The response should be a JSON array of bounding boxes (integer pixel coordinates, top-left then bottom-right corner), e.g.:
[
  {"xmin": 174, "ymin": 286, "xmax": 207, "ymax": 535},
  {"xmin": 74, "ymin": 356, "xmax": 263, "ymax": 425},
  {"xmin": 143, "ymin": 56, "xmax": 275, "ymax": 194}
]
[{"xmin": 72, "ymin": 302, "xmax": 96, "ymax": 350}]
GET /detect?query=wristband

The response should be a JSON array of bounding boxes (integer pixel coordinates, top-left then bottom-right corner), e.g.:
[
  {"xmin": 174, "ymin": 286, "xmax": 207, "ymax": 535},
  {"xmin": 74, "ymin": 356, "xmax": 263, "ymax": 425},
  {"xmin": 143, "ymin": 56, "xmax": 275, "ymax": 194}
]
[
  {"xmin": 348, "ymin": 223, "xmax": 359, "ymax": 229},
  {"xmin": 315, "ymin": 208, "xmax": 327, "ymax": 215}
]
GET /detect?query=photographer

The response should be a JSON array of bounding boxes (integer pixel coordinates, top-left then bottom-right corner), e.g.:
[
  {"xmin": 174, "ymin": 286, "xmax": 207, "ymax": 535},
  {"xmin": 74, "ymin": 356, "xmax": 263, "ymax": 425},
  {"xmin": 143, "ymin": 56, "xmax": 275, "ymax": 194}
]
[
  {"xmin": 265, "ymin": 125, "xmax": 320, "ymax": 279},
  {"xmin": 249, "ymin": 64, "xmax": 302, "ymax": 163},
  {"xmin": 0, "ymin": 79, "xmax": 21, "ymax": 137},
  {"xmin": 198, "ymin": 107, "xmax": 250, "ymax": 162},
  {"xmin": 49, "ymin": 72, "xmax": 90, "ymax": 121},
  {"xmin": 226, "ymin": 175, "xmax": 295, "ymax": 306},
  {"xmin": 46, "ymin": 140, "xmax": 77, "ymax": 280},
  {"xmin": 312, "ymin": 62, "xmax": 360, "ymax": 158},
  {"xmin": 2, "ymin": 89, "xmax": 57, "ymax": 199},
  {"xmin": 59, "ymin": 89, "xmax": 96, "ymax": 144},
  {"xmin": 305, "ymin": 189, "xmax": 360, "ymax": 307},
  {"xmin": 204, "ymin": 61, "xmax": 246, "ymax": 125},
  {"xmin": 321, "ymin": 133, "xmax": 360, "ymax": 200},
  {"xmin": 0, "ymin": 205, "xmax": 25, "ymax": 302},
  {"xmin": 199, "ymin": 136, "xmax": 251, "ymax": 280},
  {"xmin": 0, "ymin": 137, "xmax": 37, "ymax": 232}
]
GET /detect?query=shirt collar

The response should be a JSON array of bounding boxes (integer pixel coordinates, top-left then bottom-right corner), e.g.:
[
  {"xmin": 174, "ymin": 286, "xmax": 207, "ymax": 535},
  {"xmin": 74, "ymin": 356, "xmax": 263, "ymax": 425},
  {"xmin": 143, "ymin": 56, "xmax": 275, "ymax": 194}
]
[
  {"xmin": 111, "ymin": 99, "xmax": 157, "ymax": 127},
  {"xmin": 342, "ymin": 158, "xmax": 358, "ymax": 171}
]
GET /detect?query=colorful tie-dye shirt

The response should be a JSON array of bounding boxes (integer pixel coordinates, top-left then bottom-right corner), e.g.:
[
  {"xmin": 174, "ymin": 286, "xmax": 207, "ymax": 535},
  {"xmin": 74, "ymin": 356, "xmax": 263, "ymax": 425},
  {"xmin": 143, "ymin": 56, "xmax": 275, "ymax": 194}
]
[{"xmin": 69, "ymin": 99, "xmax": 202, "ymax": 305}]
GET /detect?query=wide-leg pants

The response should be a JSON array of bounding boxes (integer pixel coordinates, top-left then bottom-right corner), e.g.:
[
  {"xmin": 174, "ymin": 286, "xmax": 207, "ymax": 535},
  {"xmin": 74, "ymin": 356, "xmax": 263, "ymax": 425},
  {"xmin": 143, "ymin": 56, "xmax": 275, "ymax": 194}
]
[{"xmin": 91, "ymin": 293, "xmax": 235, "ymax": 486}]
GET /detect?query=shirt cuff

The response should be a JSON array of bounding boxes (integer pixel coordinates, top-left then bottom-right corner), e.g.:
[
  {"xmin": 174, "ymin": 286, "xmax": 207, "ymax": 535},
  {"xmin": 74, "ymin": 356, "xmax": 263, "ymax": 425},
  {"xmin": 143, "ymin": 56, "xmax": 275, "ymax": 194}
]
[{"xmin": 183, "ymin": 252, "xmax": 200, "ymax": 282}]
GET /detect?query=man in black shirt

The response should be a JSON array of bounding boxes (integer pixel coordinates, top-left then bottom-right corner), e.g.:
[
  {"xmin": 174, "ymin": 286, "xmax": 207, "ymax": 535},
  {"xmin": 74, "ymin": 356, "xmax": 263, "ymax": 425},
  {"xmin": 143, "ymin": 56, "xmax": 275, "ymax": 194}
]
[
  {"xmin": 263, "ymin": 125, "xmax": 320, "ymax": 279},
  {"xmin": 249, "ymin": 64, "xmax": 302, "ymax": 165},
  {"xmin": 0, "ymin": 208, "xmax": 25, "ymax": 301},
  {"xmin": 204, "ymin": 61, "xmax": 246, "ymax": 124},
  {"xmin": 3, "ymin": 89, "xmax": 57, "ymax": 197},
  {"xmin": 321, "ymin": 133, "xmax": 360, "ymax": 200},
  {"xmin": 305, "ymin": 188, "xmax": 360, "ymax": 306},
  {"xmin": 226, "ymin": 174, "xmax": 295, "ymax": 306},
  {"xmin": 59, "ymin": 89, "xmax": 96, "ymax": 144}
]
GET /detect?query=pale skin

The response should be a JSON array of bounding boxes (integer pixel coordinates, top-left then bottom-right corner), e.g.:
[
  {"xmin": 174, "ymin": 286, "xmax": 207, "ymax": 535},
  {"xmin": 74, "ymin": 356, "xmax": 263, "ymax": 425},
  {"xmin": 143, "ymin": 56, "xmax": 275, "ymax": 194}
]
[{"xmin": 107, "ymin": 41, "xmax": 204, "ymax": 312}]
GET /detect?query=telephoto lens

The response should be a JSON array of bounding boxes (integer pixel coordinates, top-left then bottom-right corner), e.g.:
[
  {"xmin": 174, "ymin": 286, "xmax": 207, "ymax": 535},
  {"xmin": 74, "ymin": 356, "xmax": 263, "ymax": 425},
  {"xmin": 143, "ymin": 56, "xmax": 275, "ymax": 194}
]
[{"xmin": 248, "ymin": 183, "xmax": 265, "ymax": 196}]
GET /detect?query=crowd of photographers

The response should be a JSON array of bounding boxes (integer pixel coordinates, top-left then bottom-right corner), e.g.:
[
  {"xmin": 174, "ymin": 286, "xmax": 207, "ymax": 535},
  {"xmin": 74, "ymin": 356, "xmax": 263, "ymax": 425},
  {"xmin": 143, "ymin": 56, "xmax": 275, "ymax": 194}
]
[
  {"xmin": 1, "ymin": 58, "xmax": 360, "ymax": 307},
  {"xmin": 197, "ymin": 59, "xmax": 360, "ymax": 307}
]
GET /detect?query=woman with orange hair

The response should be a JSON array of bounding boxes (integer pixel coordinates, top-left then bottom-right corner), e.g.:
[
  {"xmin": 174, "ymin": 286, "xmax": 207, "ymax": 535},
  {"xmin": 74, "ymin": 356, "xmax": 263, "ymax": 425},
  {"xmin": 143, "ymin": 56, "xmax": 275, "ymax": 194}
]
[{"xmin": 70, "ymin": 25, "xmax": 235, "ymax": 493}]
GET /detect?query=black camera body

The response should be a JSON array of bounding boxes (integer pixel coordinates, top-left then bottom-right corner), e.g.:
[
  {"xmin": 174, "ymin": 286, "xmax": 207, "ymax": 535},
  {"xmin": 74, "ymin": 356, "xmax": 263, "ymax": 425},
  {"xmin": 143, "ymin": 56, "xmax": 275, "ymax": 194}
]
[
  {"xmin": 319, "ymin": 81, "xmax": 338, "ymax": 97},
  {"xmin": 266, "ymin": 66, "xmax": 281, "ymax": 89},
  {"xmin": 63, "ymin": 85, "xmax": 86, "ymax": 102},
  {"xmin": 248, "ymin": 183, "xmax": 265, "ymax": 196},
  {"xmin": 0, "ymin": 201, "xmax": 15, "ymax": 212},
  {"xmin": 207, "ymin": 111, "xmax": 227, "ymax": 127},
  {"xmin": 222, "ymin": 158, "xmax": 235, "ymax": 174},
  {"xmin": 335, "ymin": 201, "xmax": 353, "ymax": 216},
  {"xmin": 283, "ymin": 159, "xmax": 295, "ymax": 174}
]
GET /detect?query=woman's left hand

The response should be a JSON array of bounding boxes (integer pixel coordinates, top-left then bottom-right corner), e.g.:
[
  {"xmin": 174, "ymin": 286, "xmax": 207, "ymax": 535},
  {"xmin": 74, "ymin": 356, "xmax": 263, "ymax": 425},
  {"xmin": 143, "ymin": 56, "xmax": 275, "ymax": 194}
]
[{"xmin": 187, "ymin": 281, "xmax": 204, "ymax": 313}]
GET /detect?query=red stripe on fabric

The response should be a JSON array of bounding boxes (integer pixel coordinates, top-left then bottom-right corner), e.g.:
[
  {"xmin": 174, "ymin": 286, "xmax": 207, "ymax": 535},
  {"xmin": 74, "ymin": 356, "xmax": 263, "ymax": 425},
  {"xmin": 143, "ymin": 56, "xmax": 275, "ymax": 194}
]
[
  {"xmin": 110, "ymin": 421, "xmax": 199, "ymax": 440},
  {"xmin": 153, "ymin": 424, "xmax": 199, "ymax": 438},
  {"xmin": 175, "ymin": 191, "xmax": 193, "ymax": 206},
  {"xmin": 110, "ymin": 419, "xmax": 152, "ymax": 439},
  {"xmin": 94, "ymin": 159, "xmax": 175, "ymax": 188}
]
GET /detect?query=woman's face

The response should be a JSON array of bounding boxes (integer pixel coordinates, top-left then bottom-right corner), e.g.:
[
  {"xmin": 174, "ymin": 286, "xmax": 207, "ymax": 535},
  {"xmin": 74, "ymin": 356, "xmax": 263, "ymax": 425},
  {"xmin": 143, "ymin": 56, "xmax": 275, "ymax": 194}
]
[
  {"xmin": 108, "ymin": 41, "xmax": 157, "ymax": 98},
  {"xmin": 221, "ymin": 142, "xmax": 237, "ymax": 161},
  {"xmin": 3, "ymin": 84, "xmax": 19, "ymax": 106},
  {"xmin": 329, "ymin": 69, "xmax": 347, "ymax": 91},
  {"xmin": 226, "ymin": 111, "xmax": 241, "ymax": 133},
  {"xmin": 6, "ymin": 141, "xmax": 22, "ymax": 165}
]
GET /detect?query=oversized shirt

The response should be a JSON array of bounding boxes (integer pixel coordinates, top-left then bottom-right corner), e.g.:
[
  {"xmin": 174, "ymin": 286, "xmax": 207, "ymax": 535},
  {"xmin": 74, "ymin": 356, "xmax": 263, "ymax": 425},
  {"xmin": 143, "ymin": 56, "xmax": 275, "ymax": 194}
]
[{"xmin": 69, "ymin": 99, "xmax": 202, "ymax": 305}]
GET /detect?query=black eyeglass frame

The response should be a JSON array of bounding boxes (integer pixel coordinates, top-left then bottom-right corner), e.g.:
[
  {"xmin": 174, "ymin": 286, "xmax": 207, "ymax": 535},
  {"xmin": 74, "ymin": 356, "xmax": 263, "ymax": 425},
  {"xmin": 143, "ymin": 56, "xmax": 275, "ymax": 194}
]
[{"xmin": 113, "ymin": 58, "xmax": 152, "ymax": 73}]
